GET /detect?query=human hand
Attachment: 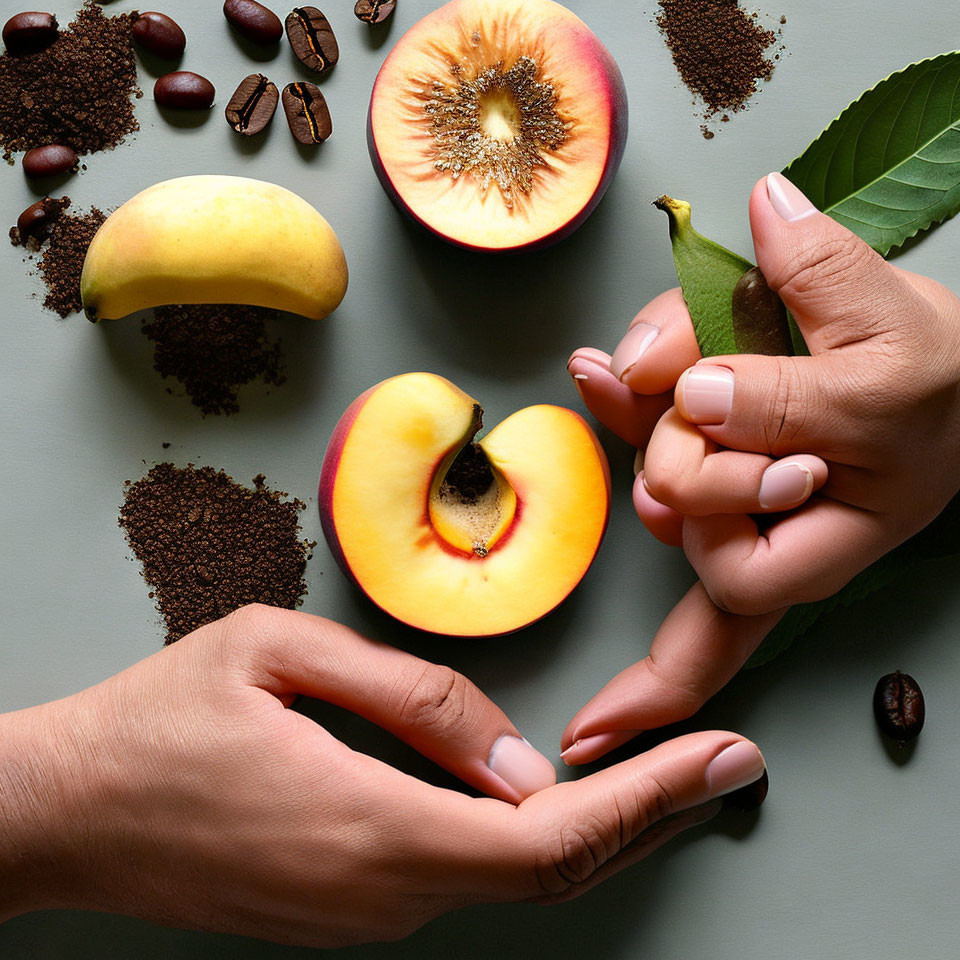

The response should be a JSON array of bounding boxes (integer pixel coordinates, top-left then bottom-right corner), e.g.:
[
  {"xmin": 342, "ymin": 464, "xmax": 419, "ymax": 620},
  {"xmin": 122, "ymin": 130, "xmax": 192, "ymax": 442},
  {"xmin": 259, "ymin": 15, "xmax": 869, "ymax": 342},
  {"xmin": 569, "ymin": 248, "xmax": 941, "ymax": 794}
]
[
  {"xmin": 0, "ymin": 605, "xmax": 765, "ymax": 946},
  {"xmin": 562, "ymin": 172, "xmax": 960, "ymax": 764}
]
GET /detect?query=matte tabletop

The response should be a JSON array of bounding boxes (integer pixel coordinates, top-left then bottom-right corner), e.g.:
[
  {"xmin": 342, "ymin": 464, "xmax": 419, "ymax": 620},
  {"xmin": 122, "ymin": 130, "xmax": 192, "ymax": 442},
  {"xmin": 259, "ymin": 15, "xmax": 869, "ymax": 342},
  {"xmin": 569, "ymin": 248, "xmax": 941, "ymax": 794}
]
[{"xmin": 2, "ymin": 1, "xmax": 959, "ymax": 957}]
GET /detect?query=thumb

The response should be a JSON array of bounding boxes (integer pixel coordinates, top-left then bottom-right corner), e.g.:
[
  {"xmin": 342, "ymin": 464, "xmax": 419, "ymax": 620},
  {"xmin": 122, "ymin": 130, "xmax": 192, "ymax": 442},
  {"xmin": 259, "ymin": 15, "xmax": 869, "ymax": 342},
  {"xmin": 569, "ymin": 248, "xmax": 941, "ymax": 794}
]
[
  {"xmin": 751, "ymin": 172, "xmax": 923, "ymax": 349},
  {"xmin": 673, "ymin": 173, "xmax": 936, "ymax": 456},
  {"xmin": 518, "ymin": 732, "xmax": 766, "ymax": 897}
]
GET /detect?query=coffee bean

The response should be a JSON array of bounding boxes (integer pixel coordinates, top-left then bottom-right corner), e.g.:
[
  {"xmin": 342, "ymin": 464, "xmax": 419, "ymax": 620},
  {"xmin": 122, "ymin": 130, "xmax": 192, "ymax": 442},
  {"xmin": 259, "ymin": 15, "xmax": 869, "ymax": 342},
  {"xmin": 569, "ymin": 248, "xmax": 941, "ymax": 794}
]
[
  {"xmin": 131, "ymin": 12, "xmax": 186, "ymax": 59},
  {"xmin": 354, "ymin": 0, "xmax": 396, "ymax": 24},
  {"xmin": 285, "ymin": 7, "xmax": 338, "ymax": 75},
  {"xmin": 282, "ymin": 81, "xmax": 332, "ymax": 144},
  {"xmin": 2, "ymin": 11, "xmax": 58, "ymax": 55},
  {"xmin": 226, "ymin": 73, "xmax": 279, "ymax": 135},
  {"xmin": 731, "ymin": 266, "xmax": 792, "ymax": 356},
  {"xmin": 16, "ymin": 197, "xmax": 61, "ymax": 244},
  {"xmin": 154, "ymin": 71, "xmax": 215, "ymax": 109},
  {"xmin": 223, "ymin": 0, "xmax": 283, "ymax": 44},
  {"xmin": 22, "ymin": 144, "xmax": 77, "ymax": 178},
  {"xmin": 874, "ymin": 671, "xmax": 925, "ymax": 745}
]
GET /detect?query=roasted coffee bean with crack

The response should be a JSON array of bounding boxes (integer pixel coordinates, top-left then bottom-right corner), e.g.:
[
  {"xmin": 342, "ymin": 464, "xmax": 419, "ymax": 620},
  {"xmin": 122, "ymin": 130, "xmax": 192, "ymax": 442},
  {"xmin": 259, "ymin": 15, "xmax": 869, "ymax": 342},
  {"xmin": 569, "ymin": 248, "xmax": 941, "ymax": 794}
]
[
  {"xmin": 874, "ymin": 671, "xmax": 925, "ymax": 745},
  {"xmin": 225, "ymin": 73, "xmax": 279, "ymax": 135},
  {"xmin": 354, "ymin": 0, "xmax": 396, "ymax": 25},
  {"xmin": 282, "ymin": 81, "xmax": 332, "ymax": 143},
  {"xmin": 285, "ymin": 7, "xmax": 338, "ymax": 75},
  {"xmin": 3, "ymin": 12, "xmax": 58, "ymax": 55}
]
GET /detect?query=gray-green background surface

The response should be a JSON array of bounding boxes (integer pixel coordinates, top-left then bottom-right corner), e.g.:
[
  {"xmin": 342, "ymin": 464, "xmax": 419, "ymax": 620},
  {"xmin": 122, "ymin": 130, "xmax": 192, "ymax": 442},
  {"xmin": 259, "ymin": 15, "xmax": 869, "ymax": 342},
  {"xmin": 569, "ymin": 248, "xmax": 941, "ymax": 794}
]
[{"xmin": 2, "ymin": 0, "xmax": 959, "ymax": 956}]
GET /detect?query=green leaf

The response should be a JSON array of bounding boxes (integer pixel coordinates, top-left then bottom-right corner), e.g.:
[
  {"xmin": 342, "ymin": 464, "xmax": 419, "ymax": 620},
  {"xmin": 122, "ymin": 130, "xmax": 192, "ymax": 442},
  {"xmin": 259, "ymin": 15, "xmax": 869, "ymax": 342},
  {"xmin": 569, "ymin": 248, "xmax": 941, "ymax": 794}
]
[{"xmin": 783, "ymin": 51, "xmax": 960, "ymax": 256}]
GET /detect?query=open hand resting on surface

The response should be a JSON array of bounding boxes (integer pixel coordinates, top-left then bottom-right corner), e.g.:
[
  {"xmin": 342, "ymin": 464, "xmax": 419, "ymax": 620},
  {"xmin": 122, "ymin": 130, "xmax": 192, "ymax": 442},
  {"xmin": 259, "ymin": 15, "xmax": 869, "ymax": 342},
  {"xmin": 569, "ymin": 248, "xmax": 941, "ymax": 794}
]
[
  {"xmin": 562, "ymin": 172, "xmax": 960, "ymax": 765},
  {"xmin": 0, "ymin": 605, "xmax": 765, "ymax": 947}
]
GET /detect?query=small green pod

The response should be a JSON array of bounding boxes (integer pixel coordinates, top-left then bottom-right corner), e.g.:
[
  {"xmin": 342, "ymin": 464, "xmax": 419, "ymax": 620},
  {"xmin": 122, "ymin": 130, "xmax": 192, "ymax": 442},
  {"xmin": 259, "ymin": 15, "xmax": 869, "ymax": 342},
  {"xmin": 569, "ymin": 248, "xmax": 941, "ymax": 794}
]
[{"xmin": 656, "ymin": 195, "xmax": 798, "ymax": 358}]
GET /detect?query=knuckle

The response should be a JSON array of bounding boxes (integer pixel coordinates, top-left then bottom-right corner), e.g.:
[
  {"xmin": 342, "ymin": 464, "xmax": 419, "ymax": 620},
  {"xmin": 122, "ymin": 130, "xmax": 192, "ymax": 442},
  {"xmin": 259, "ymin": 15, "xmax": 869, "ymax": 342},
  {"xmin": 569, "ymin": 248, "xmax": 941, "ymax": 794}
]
[
  {"xmin": 644, "ymin": 460, "xmax": 693, "ymax": 513},
  {"xmin": 777, "ymin": 235, "xmax": 874, "ymax": 303},
  {"xmin": 396, "ymin": 663, "xmax": 471, "ymax": 732},
  {"xmin": 531, "ymin": 780, "xmax": 669, "ymax": 898},
  {"xmin": 214, "ymin": 603, "xmax": 281, "ymax": 663},
  {"xmin": 224, "ymin": 602, "xmax": 276, "ymax": 635},
  {"xmin": 758, "ymin": 357, "xmax": 808, "ymax": 455},
  {"xmin": 704, "ymin": 577, "xmax": 775, "ymax": 617},
  {"xmin": 633, "ymin": 771, "xmax": 675, "ymax": 826},
  {"xmin": 646, "ymin": 658, "xmax": 709, "ymax": 720},
  {"xmin": 534, "ymin": 818, "xmax": 613, "ymax": 895},
  {"xmin": 643, "ymin": 433, "xmax": 706, "ymax": 513}
]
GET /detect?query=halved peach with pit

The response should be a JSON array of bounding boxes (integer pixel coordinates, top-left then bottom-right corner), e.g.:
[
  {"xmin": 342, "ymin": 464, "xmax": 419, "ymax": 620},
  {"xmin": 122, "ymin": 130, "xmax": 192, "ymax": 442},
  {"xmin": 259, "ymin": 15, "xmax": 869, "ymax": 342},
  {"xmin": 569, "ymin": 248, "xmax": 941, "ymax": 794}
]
[
  {"xmin": 367, "ymin": 0, "xmax": 627, "ymax": 252},
  {"xmin": 319, "ymin": 372, "xmax": 610, "ymax": 636}
]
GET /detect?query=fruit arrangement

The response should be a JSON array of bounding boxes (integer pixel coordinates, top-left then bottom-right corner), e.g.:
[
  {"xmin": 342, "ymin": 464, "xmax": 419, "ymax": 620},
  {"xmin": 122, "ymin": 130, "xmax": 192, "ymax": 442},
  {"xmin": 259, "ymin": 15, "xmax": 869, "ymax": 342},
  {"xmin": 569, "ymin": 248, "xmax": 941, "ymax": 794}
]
[{"xmin": 5, "ymin": 1, "xmax": 960, "ymax": 647}]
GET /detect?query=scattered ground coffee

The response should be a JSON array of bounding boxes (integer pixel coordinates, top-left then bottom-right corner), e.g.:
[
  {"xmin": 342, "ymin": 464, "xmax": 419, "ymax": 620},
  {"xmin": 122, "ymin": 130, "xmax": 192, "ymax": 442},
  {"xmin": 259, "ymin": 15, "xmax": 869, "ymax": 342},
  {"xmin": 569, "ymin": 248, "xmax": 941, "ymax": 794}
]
[
  {"xmin": 656, "ymin": 0, "xmax": 784, "ymax": 135},
  {"xmin": 142, "ymin": 304, "xmax": 287, "ymax": 416},
  {"xmin": 9, "ymin": 198, "xmax": 106, "ymax": 317},
  {"xmin": 119, "ymin": 463, "xmax": 314, "ymax": 644},
  {"xmin": 0, "ymin": 2, "xmax": 141, "ymax": 162}
]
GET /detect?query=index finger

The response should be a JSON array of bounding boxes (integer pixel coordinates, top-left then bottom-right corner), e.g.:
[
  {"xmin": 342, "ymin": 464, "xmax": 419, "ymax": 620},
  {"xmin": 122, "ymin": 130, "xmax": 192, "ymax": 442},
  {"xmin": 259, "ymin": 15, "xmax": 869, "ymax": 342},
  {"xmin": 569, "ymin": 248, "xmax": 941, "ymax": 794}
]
[
  {"xmin": 229, "ymin": 606, "xmax": 557, "ymax": 805},
  {"xmin": 560, "ymin": 583, "xmax": 785, "ymax": 763}
]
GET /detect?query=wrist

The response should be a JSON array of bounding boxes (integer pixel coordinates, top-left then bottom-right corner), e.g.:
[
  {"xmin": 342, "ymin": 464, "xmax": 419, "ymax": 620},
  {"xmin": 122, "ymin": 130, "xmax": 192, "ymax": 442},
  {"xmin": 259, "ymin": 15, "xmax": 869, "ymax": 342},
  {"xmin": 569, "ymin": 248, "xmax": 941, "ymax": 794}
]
[{"xmin": 0, "ymin": 702, "xmax": 84, "ymax": 920}]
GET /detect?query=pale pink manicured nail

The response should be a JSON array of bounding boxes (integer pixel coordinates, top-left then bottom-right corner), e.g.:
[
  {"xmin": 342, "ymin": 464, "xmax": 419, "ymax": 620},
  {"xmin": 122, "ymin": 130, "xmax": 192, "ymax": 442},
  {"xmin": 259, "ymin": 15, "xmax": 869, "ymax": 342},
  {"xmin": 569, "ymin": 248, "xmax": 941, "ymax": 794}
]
[
  {"xmin": 706, "ymin": 741, "xmax": 766, "ymax": 797},
  {"xmin": 567, "ymin": 346, "xmax": 611, "ymax": 372},
  {"xmin": 488, "ymin": 736, "xmax": 556, "ymax": 799},
  {"xmin": 677, "ymin": 366, "xmax": 735, "ymax": 424},
  {"xmin": 567, "ymin": 349, "xmax": 609, "ymax": 394},
  {"xmin": 766, "ymin": 172, "xmax": 817, "ymax": 222},
  {"xmin": 758, "ymin": 461, "xmax": 814, "ymax": 510},
  {"xmin": 610, "ymin": 322, "xmax": 659, "ymax": 381}
]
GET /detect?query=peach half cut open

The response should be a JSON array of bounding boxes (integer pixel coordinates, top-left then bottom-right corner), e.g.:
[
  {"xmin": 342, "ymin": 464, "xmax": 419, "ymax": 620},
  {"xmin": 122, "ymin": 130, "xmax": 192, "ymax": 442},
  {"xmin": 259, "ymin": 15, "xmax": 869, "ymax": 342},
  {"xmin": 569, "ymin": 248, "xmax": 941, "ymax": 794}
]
[
  {"xmin": 319, "ymin": 373, "xmax": 610, "ymax": 636},
  {"xmin": 367, "ymin": 0, "xmax": 627, "ymax": 252}
]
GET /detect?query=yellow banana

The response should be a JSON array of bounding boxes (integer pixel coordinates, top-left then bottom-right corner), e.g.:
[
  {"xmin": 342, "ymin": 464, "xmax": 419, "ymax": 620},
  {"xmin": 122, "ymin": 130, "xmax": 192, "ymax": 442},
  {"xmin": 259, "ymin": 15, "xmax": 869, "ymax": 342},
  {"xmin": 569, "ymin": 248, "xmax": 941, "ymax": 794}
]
[{"xmin": 80, "ymin": 175, "xmax": 348, "ymax": 321}]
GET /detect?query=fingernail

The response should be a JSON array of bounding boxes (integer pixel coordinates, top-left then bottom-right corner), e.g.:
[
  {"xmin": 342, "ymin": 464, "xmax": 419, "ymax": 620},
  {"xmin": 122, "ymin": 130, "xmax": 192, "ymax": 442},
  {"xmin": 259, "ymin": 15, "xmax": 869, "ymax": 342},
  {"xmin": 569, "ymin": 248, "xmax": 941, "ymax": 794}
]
[
  {"xmin": 722, "ymin": 769, "xmax": 769, "ymax": 812},
  {"xmin": 488, "ymin": 736, "xmax": 556, "ymax": 799},
  {"xmin": 560, "ymin": 730, "xmax": 643, "ymax": 765},
  {"xmin": 567, "ymin": 347, "xmax": 610, "ymax": 374},
  {"xmin": 677, "ymin": 365, "xmax": 734, "ymax": 424},
  {"xmin": 706, "ymin": 741, "xmax": 766, "ymax": 798},
  {"xmin": 633, "ymin": 449, "xmax": 644, "ymax": 476},
  {"xmin": 766, "ymin": 172, "xmax": 817, "ymax": 222},
  {"xmin": 758, "ymin": 461, "xmax": 814, "ymax": 510},
  {"xmin": 610, "ymin": 322, "xmax": 659, "ymax": 381}
]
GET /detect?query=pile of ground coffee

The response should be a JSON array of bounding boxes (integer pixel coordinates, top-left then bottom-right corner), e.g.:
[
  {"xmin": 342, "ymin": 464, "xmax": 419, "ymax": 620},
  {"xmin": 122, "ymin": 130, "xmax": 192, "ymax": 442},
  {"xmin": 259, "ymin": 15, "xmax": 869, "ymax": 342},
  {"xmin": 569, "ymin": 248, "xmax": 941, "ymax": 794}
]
[
  {"xmin": 142, "ymin": 305, "xmax": 287, "ymax": 416},
  {"xmin": 656, "ymin": 0, "xmax": 784, "ymax": 134},
  {"xmin": 9, "ymin": 198, "xmax": 106, "ymax": 317},
  {"xmin": 119, "ymin": 463, "xmax": 314, "ymax": 644},
  {"xmin": 0, "ymin": 2, "xmax": 141, "ymax": 161}
]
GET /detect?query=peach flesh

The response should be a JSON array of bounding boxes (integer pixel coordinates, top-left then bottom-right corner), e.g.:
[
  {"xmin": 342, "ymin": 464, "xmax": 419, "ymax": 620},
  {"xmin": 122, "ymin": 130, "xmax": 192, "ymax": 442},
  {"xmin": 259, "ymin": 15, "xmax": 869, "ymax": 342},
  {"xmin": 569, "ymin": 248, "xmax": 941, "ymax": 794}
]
[
  {"xmin": 367, "ymin": 0, "xmax": 628, "ymax": 252},
  {"xmin": 319, "ymin": 373, "xmax": 610, "ymax": 636}
]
